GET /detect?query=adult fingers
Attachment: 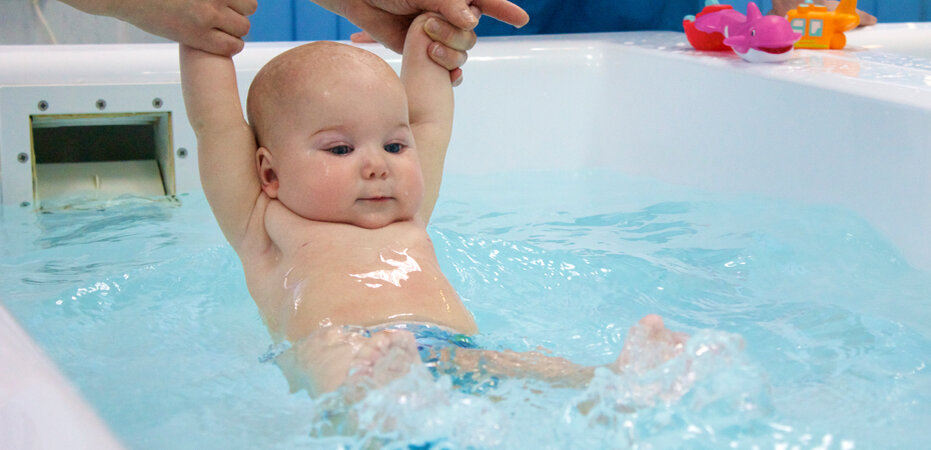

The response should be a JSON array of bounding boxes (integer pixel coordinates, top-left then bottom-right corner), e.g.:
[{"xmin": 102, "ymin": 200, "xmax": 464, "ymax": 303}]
[
  {"xmin": 350, "ymin": 30, "xmax": 377, "ymax": 43},
  {"xmin": 199, "ymin": 28, "xmax": 245, "ymax": 56},
  {"xmin": 427, "ymin": 41, "xmax": 467, "ymax": 71},
  {"xmin": 217, "ymin": 6, "xmax": 252, "ymax": 38},
  {"xmin": 473, "ymin": 0, "xmax": 530, "ymax": 28},
  {"xmin": 226, "ymin": 0, "xmax": 258, "ymax": 16},
  {"xmin": 417, "ymin": 0, "xmax": 481, "ymax": 30},
  {"xmin": 424, "ymin": 15, "xmax": 477, "ymax": 51}
]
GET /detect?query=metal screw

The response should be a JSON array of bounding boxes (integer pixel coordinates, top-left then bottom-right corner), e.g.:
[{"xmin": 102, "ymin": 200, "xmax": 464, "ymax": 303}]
[
  {"xmin": 152, "ymin": 98, "xmax": 163, "ymax": 109},
  {"xmin": 38, "ymin": 100, "xmax": 49, "ymax": 111},
  {"xmin": 96, "ymin": 99, "xmax": 107, "ymax": 110},
  {"xmin": 177, "ymin": 148, "xmax": 188, "ymax": 158},
  {"xmin": 17, "ymin": 152, "xmax": 29, "ymax": 163}
]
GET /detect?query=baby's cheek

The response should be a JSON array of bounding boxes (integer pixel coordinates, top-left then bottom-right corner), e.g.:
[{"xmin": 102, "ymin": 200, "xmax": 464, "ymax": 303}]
[
  {"xmin": 401, "ymin": 169, "xmax": 425, "ymax": 208},
  {"xmin": 309, "ymin": 182, "xmax": 344, "ymax": 210},
  {"xmin": 403, "ymin": 160, "xmax": 425, "ymax": 191}
]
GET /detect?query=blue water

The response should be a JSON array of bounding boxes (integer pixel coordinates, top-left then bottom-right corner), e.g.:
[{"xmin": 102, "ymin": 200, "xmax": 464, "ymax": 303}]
[{"xmin": 1, "ymin": 170, "xmax": 929, "ymax": 448}]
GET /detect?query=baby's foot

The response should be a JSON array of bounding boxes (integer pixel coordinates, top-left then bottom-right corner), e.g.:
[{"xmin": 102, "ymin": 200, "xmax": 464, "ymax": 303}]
[{"xmin": 612, "ymin": 314, "xmax": 689, "ymax": 374}]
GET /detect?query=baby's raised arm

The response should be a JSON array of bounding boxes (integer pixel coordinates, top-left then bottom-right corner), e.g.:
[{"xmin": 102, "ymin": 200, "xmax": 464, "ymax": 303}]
[
  {"xmin": 401, "ymin": 14, "xmax": 457, "ymax": 224},
  {"xmin": 180, "ymin": 45, "xmax": 262, "ymax": 249}
]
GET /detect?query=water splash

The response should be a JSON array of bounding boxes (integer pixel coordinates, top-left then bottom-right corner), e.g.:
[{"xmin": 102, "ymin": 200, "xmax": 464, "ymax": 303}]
[
  {"xmin": 299, "ymin": 329, "xmax": 784, "ymax": 448},
  {"xmin": 563, "ymin": 330, "xmax": 774, "ymax": 447}
]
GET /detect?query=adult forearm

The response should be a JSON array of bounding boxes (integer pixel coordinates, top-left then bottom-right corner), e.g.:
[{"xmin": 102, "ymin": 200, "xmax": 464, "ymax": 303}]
[
  {"xmin": 306, "ymin": 0, "xmax": 344, "ymax": 15},
  {"xmin": 58, "ymin": 0, "xmax": 255, "ymax": 56},
  {"xmin": 57, "ymin": 0, "xmax": 121, "ymax": 17}
]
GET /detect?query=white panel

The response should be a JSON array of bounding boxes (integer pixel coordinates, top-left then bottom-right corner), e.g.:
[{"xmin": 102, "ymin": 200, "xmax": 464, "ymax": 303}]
[{"xmin": 0, "ymin": 83, "xmax": 196, "ymax": 206}]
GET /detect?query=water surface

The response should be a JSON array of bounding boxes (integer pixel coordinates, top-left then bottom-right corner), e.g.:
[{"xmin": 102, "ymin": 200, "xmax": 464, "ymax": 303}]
[{"xmin": 2, "ymin": 170, "xmax": 929, "ymax": 448}]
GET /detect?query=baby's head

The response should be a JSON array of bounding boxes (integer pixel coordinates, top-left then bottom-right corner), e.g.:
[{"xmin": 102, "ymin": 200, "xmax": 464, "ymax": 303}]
[{"xmin": 246, "ymin": 42, "xmax": 424, "ymax": 229}]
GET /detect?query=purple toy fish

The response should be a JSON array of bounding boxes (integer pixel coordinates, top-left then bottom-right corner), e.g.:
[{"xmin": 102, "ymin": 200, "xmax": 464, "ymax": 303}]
[{"xmin": 694, "ymin": 2, "xmax": 802, "ymax": 62}]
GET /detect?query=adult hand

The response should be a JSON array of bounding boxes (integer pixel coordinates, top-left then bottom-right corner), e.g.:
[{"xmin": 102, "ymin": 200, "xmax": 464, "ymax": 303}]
[
  {"xmin": 314, "ymin": 0, "xmax": 529, "ymax": 81},
  {"xmin": 60, "ymin": 0, "xmax": 258, "ymax": 56},
  {"xmin": 323, "ymin": 0, "xmax": 529, "ymax": 53},
  {"xmin": 349, "ymin": 6, "xmax": 480, "ymax": 86}
]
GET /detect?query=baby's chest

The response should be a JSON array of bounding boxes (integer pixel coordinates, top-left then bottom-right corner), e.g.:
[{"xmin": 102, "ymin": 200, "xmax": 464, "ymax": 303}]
[
  {"xmin": 264, "ymin": 227, "xmax": 443, "ymax": 314},
  {"xmin": 274, "ymin": 221, "xmax": 435, "ymax": 274}
]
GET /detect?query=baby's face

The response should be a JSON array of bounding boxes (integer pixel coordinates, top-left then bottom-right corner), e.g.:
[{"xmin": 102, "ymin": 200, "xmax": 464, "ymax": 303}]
[{"xmin": 264, "ymin": 66, "xmax": 424, "ymax": 229}]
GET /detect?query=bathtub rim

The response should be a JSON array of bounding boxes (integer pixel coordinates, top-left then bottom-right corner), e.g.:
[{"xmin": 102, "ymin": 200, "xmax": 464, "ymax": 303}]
[{"xmin": 0, "ymin": 303, "xmax": 124, "ymax": 449}]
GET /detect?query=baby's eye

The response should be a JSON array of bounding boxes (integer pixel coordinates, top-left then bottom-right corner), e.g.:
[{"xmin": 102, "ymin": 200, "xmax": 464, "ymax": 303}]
[
  {"xmin": 328, "ymin": 145, "xmax": 353, "ymax": 155},
  {"xmin": 384, "ymin": 143, "xmax": 403, "ymax": 154}
]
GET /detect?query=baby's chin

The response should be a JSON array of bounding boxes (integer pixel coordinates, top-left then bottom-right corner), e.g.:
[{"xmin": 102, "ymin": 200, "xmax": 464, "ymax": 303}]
[
  {"xmin": 350, "ymin": 214, "xmax": 418, "ymax": 230},
  {"xmin": 301, "ymin": 212, "xmax": 417, "ymax": 229}
]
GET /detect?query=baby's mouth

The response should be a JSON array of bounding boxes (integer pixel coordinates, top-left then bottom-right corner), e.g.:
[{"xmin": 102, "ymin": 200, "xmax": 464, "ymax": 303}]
[{"xmin": 359, "ymin": 196, "xmax": 392, "ymax": 202}]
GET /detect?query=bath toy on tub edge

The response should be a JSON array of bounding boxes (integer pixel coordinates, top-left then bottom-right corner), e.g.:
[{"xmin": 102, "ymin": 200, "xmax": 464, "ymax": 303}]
[
  {"xmin": 694, "ymin": 2, "xmax": 802, "ymax": 63},
  {"xmin": 683, "ymin": 1, "xmax": 734, "ymax": 51},
  {"xmin": 786, "ymin": 0, "xmax": 860, "ymax": 49}
]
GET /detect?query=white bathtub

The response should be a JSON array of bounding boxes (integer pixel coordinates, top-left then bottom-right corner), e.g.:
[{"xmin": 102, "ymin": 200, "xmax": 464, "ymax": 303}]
[
  {"xmin": 1, "ymin": 24, "xmax": 930, "ymax": 446},
  {"xmin": 846, "ymin": 22, "xmax": 931, "ymax": 59}
]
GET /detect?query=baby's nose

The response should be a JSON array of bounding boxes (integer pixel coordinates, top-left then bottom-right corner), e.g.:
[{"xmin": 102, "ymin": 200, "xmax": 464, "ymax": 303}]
[{"xmin": 362, "ymin": 150, "xmax": 389, "ymax": 179}]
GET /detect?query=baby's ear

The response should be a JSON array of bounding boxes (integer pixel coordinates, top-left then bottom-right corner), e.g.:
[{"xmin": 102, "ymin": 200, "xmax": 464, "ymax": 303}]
[{"xmin": 256, "ymin": 147, "xmax": 279, "ymax": 198}]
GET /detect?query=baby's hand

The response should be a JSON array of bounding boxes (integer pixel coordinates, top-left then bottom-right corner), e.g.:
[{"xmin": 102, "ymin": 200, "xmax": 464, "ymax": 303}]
[{"xmin": 612, "ymin": 315, "xmax": 689, "ymax": 375}]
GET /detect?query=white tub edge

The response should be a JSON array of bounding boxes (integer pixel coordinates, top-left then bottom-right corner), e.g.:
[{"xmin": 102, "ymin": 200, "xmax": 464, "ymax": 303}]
[{"xmin": 0, "ymin": 302, "xmax": 124, "ymax": 449}]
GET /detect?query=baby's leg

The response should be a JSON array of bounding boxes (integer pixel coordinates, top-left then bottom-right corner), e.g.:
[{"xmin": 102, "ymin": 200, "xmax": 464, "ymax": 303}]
[
  {"xmin": 278, "ymin": 315, "xmax": 687, "ymax": 395},
  {"xmin": 436, "ymin": 314, "xmax": 688, "ymax": 388},
  {"xmin": 276, "ymin": 327, "xmax": 421, "ymax": 397},
  {"xmin": 437, "ymin": 346, "xmax": 597, "ymax": 388}
]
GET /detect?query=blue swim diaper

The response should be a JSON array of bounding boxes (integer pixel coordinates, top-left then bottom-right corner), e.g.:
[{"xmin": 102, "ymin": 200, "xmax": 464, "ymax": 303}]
[
  {"xmin": 365, "ymin": 323, "xmax": 498, "ymax": 393},
  {"xmin": 364, "ymin": 322, "xmax": 477, "ymax": 359}
]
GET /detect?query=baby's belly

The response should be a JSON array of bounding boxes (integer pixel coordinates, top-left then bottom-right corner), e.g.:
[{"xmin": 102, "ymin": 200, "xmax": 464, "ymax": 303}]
[{"xmin": 272, "ymin": 252, "xmax": 477, "ymax": 341}]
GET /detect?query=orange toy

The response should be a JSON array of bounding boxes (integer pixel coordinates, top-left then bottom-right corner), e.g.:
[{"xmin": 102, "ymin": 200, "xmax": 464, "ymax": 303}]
[{"xmin": 787, "ymin": 0, "xmax": 860, "ymax": 49}]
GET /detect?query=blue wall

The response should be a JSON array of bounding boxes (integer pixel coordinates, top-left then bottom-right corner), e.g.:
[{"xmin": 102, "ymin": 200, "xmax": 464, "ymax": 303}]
[
  {"xmin": 247, "ymin": 0, "xmax": 361, "ymax": 41},
  {"xmin": 247, "ymin": 0, "xmax": 930, "ymax": 42}
]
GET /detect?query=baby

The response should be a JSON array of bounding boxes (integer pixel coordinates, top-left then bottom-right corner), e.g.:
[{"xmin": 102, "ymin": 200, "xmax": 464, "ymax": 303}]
[{"xmin": 180, "ymin": 12, "xmax": 687, "ymax": 397}]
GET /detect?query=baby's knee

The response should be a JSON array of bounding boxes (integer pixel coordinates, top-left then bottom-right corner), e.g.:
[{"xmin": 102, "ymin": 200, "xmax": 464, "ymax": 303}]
[
  {"xmin": 370, "ymin": 329, "xmax": 419, "ymax": 353},
  {"xmin": 637, "ymin": 314, "xmax": 665, "ymax": 330}
]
